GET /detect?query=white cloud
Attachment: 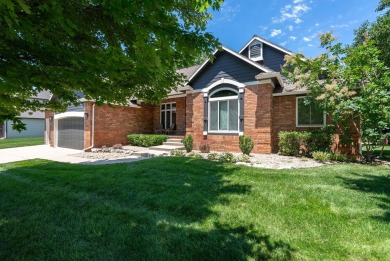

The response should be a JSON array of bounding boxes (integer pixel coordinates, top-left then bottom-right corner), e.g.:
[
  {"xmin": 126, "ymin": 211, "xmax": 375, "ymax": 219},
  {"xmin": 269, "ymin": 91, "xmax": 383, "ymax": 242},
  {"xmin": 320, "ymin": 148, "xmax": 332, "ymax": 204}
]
[
  {"xmin": 289, "ymin": 36, "xmax": 297, "ymax": 41},
  {"xmin": 288, "ymin": 25, "xmax": 294, "ymax": 31},
  {"xmin": 303, "ymin": 37, "xmax": 311, "ymax": 42},
  {"xmin": 308, "ymin": 44, "xmax": 314, "ymax": 47},
  {"xmin": 272, "ymin": 3, "xmax": 311, "ymax": 24},
  {"xmin": 280, "ymin": 41, "xmax": 288, "ymax": 46},
  {"xmin": 216, "ymin": 1, "xmax": 240, "ymax": 22},
  {"xmin": 315, "ymin": 23, "xmax": 319, "ymax": 27},
  {"xmin": 258, "ymin": 25, "xmax": 268, "ymax": 34},
  {"xmin": 293, "ymin": 0, "xmax": 303, "ymax": 3},
  {"xmin": 295, "ymin": 18, "xmax": 303, "ymax": 24},
  {"xmin": 270, "ymin": 29, "xmax": 282, "ymax": 37}
]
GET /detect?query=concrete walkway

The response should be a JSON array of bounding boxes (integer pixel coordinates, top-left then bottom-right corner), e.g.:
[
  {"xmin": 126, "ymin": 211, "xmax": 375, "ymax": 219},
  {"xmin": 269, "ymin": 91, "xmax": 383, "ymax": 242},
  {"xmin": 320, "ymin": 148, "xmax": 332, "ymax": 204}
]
[{"xmin": 0, "ymin": 145, "xmax": 145, "ymax": 165}]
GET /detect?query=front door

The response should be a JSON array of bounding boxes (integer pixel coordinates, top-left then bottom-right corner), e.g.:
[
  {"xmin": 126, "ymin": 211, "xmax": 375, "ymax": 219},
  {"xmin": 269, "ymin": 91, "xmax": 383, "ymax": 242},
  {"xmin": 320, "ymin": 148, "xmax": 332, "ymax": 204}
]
[{"xmin": 160, "ymin": 102, "xmax": 176, "ymax": 129}]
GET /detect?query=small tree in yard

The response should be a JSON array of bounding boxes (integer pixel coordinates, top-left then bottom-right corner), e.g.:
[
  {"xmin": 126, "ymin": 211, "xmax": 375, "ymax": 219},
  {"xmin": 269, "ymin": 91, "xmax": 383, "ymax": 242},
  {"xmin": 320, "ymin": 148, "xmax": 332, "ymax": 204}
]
[
  {"xmin": 239, "ymin": 135, "xmax": 254, "ymax": 155},
  {"xmin": 284, "ymin": 32, "xmax": 390, "ymax": 162},
  {"xmin": 182, "ymin": 134, "xmax": 193, "ymax": 153}
]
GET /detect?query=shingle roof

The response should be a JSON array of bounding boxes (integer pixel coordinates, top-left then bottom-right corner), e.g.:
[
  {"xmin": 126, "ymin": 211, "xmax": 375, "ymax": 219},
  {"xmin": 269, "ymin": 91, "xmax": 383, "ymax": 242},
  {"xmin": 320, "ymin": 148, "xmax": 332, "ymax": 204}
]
[
  {"xmin": 31, "ymin": 90, "xmax": 52, "ymax": 100},
  {"xmin": 177, "ymin": 65, "xmax": 201, "ymax": 79}
]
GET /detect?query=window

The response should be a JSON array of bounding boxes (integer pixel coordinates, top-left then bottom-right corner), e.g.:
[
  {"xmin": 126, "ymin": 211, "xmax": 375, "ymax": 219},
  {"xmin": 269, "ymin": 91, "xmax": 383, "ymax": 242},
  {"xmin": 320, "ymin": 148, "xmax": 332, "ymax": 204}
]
[
  {"xmin": 249, "ymin": 41, "xmax": 263, "ymax": 61},
  {"xmin": 296, "ymin": 97, "xmax": 325, "ymax": 127},
  {"xmin": 160, "ymin": 102, "xmax": 176, "ymax": 129},
  {"xmin": 209, "ymin": 88, "xmax": 239, "ymax": 132}
]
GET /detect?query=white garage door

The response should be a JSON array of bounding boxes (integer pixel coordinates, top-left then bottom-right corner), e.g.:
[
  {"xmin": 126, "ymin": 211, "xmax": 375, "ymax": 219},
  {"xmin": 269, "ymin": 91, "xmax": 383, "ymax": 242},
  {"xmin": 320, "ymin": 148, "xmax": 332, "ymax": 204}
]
[{"xmin": 6, "ymin": 119, "xmax": 44, "ymax": 138}]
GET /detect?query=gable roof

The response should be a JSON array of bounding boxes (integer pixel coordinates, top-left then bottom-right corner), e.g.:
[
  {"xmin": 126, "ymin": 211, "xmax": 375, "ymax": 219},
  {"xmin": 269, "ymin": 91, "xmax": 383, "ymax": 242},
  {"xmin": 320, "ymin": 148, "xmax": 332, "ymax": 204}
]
[
  {"xmin": 239, "ymin": 35, "xmax": 293, "ymax": 56},
  {"xmin": 177, "ymin": 65, "xmax": 201, "ymax": 79},
  {"xmin": 186, "ymin": 45, "xmax": 273, "ymax": 85}
]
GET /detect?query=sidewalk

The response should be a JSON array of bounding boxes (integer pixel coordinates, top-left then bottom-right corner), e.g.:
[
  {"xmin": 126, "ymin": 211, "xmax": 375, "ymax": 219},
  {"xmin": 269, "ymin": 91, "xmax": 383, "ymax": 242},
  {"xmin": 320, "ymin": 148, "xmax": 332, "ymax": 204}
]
[{"xmin": 0, "ymin": 145, "xmax": 144, "ymax": 165}]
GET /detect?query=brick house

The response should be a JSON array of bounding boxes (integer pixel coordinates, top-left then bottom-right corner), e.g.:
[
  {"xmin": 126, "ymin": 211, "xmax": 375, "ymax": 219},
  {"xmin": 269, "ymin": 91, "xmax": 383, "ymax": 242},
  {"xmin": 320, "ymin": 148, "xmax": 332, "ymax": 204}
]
[{"xmin": 45, "ymin": 35, "xmax": 359, "ymax": 154}]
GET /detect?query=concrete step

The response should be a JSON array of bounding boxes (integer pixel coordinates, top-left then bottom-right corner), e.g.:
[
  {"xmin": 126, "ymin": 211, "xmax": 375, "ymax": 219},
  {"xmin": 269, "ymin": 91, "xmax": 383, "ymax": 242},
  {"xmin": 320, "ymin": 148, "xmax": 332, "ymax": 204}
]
[
  {"xmin": 168, "ymin": 135, "xmax": 185, "ymax": 139},
  {"xmin": 166, "ymin": 138, "xmax": 183, "ymax": 143},
  {"xmin": 149, "ymin": 144, "xmax": 185, "ymax": 152},
  {"xmin": 163, "ymin": 142, "xmax": 183, "ymax": 146}
]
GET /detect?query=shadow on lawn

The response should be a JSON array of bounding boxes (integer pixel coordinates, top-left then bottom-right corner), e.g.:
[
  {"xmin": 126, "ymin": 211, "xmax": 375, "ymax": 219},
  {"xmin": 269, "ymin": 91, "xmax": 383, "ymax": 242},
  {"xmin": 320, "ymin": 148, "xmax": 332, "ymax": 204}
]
[
  {"xmin": 0, "ymin": 158, "xmax": 295, "ymax": 260},
  {"xmin": 341, "ymin": 172, "xmax": 390, "ymax": 222}
]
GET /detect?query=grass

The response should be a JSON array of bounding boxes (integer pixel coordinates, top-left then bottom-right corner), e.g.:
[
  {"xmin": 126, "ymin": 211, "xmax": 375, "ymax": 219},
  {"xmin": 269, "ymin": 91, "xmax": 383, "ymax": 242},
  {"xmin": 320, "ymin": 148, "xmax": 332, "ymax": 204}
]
[
  {"xmin": 0, "ymin": 158, "xmax": 389, "ymax": 260},
  {"xmin": 0, "ymin": 137, "xmax": 44, "ymax": 149},
  {"xmin": 363, "ymin": 145, "xmax": 390, "ymax": 161}
]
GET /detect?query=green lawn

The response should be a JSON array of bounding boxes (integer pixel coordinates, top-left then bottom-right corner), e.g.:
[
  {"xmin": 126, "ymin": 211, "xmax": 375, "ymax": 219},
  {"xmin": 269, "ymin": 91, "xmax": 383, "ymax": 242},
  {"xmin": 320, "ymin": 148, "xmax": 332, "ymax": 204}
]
[
  {"xmin": 368, "ymin": 145, "xmax": 390, "ymax": 161},
  {"xmin": 0, "ymin": 158, "xmax": 389, "ymax": 260},
  {"xmin": 0, "ymin": 137, "xmax": 44, "ymax": 149}
]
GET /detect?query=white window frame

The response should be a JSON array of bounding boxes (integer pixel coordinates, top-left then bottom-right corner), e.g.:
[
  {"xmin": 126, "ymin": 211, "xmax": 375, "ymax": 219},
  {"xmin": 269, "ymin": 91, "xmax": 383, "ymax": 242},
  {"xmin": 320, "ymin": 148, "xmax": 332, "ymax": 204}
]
[
  {"xmin": 160, "ymin": 102, "xmax": 176, "ymax": 129},
  {"xmin": 296, "ymin": 96, "xmax": 326, "ymax": 127},
  {"xmin": 208, "ymin": 88, "xmax": 240, "ymax": 134},
  {"xmin": 249, "ymin": 40, "xmax": 263, "ymax": 61}
]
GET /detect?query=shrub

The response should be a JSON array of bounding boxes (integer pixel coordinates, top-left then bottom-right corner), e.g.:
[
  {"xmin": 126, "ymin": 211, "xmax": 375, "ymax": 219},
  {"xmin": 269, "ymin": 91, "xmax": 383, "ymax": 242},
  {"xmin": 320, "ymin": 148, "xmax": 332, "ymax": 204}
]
[
  {"xmin": 112, "ymin": 144, "xmax": 123, "ymax": 149},
  {"xmin": 187, "ymin": 151, "xmax": 204, "ymax": 159},
  {"xmin": 182, "ymin": 134, "xmax": 193, "ymax": 153},
  {"xmin": 170, "ymin": 149, "xmax": 185, "ymax": 157},
  {"xmin": 199, "ymin": 142, "xmax": 210, "ymax": 153},
  {"xmin": 312, "ymin": 151, "xmax": 330, "ymax": 162},
  {"xmin": 239, "ymin": 135, "xmax": 254, "ymax": 155},
  {"xmin": 207, "ymin": 153, "xmax": 219, "ymax": 161},
  {"xmin": 127, "ymin": 134, "xmax": 167, "ymax": 147},
  {"xmin": 305, "ymin": 128, "xmax": 333, "ymax": 154},
  {"xmin": 236, "ymin": 154, "xmax": 251, "ymax": 163},
  {"xmin": 329, "ymin": 153, "xmax": 348, "ymax": 162},
  {"xmin": 218, "ymin": 152, "xmax": 237, "ymax": 163},
  {"xmin": 278, "ymin": 131, "xmax": 307, "ymax": 156}
]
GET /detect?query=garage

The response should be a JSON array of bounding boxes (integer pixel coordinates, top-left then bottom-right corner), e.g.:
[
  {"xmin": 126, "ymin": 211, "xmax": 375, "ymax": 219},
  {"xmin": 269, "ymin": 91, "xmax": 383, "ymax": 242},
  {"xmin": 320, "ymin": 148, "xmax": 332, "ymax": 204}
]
[{"xmin": 57, "ymin": 117, "xmax": 84, "ymax": 150}]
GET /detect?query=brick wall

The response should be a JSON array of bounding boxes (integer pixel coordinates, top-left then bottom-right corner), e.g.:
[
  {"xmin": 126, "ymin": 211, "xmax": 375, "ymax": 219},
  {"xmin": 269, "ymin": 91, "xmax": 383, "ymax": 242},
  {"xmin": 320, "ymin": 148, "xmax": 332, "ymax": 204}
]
[
  {"xmin": 186, "ymin": 83, "xmax": 274, "ymax": 153},
  {"xmin": 90, "ymin": 103, "xmax": 154, "ymax": 148},
  {"xmin": 244, "ymin": 83, "xmax": 273, "ymax": 154},
  {"xmin": 272, "ymin": 95, "xmax": 360, "ymax": 155},
  {"xmin": 152, "ymin": 97, "xmax": 186, "ymax": 135}
]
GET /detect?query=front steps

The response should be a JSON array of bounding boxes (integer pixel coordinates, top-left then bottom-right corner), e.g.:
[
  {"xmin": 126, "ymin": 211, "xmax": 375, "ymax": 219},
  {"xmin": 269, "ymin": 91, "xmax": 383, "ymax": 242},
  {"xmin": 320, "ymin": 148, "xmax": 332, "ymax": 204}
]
[{"xmin": 149, "ymin": 136, "xmax": 185, "ymax": 152}]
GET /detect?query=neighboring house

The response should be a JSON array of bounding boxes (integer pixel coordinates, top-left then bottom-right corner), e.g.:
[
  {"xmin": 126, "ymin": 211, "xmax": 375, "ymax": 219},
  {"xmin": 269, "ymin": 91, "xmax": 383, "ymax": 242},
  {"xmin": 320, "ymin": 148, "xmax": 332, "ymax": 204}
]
[
  {"xmin": 45, "ymin": 35, "xmax": 359, "ymax": 154},
  {"xmin": 0, "ymin": 91, "xmax": 51, "ymax": 139}
]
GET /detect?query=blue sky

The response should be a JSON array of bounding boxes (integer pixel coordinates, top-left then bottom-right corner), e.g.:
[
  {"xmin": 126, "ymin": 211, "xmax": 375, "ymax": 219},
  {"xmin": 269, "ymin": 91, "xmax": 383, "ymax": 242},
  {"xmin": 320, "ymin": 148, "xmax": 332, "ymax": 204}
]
[{"xmin": 207, "ymin": 0, "xmax": 380, "ymax": 57}]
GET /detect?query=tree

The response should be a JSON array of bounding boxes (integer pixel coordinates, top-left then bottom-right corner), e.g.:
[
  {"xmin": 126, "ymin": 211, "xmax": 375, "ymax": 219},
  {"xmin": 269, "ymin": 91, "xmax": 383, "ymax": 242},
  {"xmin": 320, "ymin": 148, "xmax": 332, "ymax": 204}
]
[
  {"xmin": 284, "ymin": 33, "xmax": 390, "ymax": 162},
  {"xmin": 0, "ymin": 0, "xmax": 223, "ymax": 130},
  {"xmin": 354, "ymin": 0, "xmax": 390, "ymax": 67}
]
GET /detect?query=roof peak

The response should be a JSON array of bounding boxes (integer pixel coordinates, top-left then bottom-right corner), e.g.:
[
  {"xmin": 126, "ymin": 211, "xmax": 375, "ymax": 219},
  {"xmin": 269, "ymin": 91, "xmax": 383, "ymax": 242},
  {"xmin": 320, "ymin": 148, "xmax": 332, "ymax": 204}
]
[{"xmin": 239, "ymin": 35, "xmax": 293, "ymax": 55}]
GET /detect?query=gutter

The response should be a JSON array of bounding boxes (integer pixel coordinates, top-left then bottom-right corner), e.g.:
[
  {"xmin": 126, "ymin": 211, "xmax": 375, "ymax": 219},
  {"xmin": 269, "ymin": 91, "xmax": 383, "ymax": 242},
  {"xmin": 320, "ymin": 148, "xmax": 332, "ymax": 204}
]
[{"xmin": 84, "ymin": 103, "xmax": 95, "ymax": 151}]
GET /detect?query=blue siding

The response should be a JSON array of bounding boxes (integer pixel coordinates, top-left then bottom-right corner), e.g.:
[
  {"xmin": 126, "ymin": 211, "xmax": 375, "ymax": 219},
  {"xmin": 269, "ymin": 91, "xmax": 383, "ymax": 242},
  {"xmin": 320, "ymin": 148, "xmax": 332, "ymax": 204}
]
[
  {"xmin": 6, "ymin": 119, "xmax": 44, "ymax": 138},
  {"xmin": 65, "ymin": 103, "xmax": 84, "ymax": 113},
  {"xmin": 241, "ymin": 43, "xmax": 287, "ymax": 72},
  {"xmin": 190, "ymin": 52, "xmax": 263, "ymax": 90},
  {"xmin": 262, "ymin": 44, "xmax": 286, "ymax": 72}
]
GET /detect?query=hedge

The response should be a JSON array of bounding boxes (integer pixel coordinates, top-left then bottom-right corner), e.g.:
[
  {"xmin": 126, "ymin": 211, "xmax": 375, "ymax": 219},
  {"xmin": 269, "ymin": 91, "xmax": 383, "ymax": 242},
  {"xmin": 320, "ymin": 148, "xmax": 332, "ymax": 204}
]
[
  {"xmin": 127, "ymin": 134, "xmax": 168, "ymax": 147},
  {"xmin": 278, "ymin": 129, "xmax": 333, "ymax": 156}
]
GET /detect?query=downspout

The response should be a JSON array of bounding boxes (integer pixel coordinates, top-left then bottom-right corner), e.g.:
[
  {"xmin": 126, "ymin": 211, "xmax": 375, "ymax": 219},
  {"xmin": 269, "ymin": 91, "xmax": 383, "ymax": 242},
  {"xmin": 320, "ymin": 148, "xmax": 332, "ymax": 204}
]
[{"xmin": 84, "ymin": 103, "xmax": 95, "ymax": 151}]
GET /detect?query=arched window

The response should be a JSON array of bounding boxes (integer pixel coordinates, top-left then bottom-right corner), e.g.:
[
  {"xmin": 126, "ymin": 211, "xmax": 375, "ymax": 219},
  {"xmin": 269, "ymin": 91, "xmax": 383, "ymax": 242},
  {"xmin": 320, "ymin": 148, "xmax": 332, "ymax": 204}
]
[{"xmin": 208, "ymin": 87, "xmax": 239, "ymax": 132}]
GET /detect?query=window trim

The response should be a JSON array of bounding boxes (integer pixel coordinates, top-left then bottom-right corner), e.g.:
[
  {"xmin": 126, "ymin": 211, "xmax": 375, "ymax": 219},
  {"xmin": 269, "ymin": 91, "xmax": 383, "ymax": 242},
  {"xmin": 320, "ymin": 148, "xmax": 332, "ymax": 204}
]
[
  {"xmin": 208, "ymin": 88, "xmax": 240, "ymax": 134},
  {"xmin": 160, "ymin": 102, "xmax": 176, "ymax": 129},
  {"xmin": 296, "ymin": 96, "xmax": 326, "ymax": 127},
  {"xmin": 249, "ymin": 41, "xmax": 263, "ymax": 61}
]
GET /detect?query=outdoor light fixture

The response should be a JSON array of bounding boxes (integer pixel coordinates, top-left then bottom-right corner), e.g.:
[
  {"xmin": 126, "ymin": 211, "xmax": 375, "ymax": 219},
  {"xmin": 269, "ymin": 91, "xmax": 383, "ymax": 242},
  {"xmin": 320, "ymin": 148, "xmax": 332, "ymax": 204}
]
[
  {"xmin": 84, "ymin": 113, "xmax": 89, "ymax": 120},
  {"xmin": 49, "ymin": 116, "xmax": 53, "ymax": 122}
]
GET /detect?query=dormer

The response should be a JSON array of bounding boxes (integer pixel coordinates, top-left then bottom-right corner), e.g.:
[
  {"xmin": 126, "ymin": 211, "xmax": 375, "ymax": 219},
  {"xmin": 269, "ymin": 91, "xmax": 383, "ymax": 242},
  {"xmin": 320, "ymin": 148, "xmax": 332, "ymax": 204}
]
[
  {"xmin": 239, "ymin": 35, "xmax": 294, "ymax": 72},
  {"xmin": 248, "ymin": 40, "xmax": 263, "ymax": 61}
]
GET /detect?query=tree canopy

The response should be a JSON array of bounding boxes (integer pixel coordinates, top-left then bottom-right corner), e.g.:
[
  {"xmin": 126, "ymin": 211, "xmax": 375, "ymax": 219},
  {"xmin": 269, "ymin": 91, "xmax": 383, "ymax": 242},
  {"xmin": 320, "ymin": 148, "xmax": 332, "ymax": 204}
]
[
  {"xmin": 353, "ymin": 0, "xmax": 390, "ymax": 67},
  {"xmin": 284, "ymin": 32, "xmax": 390, "ymax": 161},
  {"xmin": 0, "ymin": 0, "xmax": 223, "ymax": 130}
]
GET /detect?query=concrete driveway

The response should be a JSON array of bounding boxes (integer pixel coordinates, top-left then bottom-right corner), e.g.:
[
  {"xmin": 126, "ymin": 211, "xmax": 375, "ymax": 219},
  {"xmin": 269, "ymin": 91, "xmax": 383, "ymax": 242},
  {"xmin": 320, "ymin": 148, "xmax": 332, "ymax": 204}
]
[{"xmin": 0, "ymin": 145, "xmax": 143, "ymax": 165}]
